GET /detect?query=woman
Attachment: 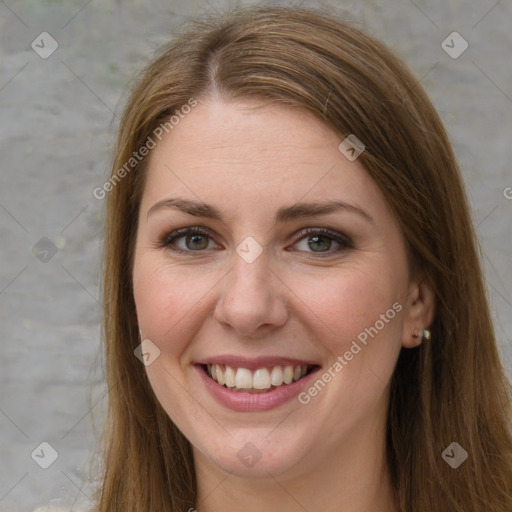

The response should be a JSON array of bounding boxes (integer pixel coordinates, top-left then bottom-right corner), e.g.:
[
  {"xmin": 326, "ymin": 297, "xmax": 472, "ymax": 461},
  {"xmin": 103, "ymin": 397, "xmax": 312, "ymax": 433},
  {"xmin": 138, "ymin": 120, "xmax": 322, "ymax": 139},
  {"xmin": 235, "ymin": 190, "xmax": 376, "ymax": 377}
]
[{"xmin": 97, "ymin": 6, "xmax": 512, "ymax": 511}]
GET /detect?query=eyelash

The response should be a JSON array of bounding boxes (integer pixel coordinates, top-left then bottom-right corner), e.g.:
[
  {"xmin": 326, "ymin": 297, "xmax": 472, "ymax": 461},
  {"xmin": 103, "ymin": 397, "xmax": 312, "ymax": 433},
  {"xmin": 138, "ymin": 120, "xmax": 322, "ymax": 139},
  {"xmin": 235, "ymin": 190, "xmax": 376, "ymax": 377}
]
[{"xmin": 157, "ymin": 226, "xmax": 353, "ymax": 257}]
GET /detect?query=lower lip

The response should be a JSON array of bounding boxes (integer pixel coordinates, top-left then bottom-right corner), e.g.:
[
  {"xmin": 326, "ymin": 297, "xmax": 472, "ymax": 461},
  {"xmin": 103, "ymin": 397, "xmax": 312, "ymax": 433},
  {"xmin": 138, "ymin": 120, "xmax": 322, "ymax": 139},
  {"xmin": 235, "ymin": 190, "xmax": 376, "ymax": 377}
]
[{"xmin": 196, "ymin": 365, "xmax": 319, "ymax": 412}]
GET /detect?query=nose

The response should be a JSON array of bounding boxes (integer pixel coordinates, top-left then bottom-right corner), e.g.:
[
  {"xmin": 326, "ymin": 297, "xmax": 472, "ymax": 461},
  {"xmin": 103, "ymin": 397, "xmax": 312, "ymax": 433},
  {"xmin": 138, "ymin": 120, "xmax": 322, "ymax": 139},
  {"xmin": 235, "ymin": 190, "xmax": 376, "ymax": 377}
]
[{"xmin": 214, "ymin": 249, "xmax": 288, "ymax": 337}]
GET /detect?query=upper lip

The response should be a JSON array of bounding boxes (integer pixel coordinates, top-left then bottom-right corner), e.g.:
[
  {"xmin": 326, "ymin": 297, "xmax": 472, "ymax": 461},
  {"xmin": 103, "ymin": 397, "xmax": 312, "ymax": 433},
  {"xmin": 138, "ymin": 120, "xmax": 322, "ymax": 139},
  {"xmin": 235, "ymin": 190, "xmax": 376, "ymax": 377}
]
[{"xmin": 196, "ymin": 355, "xmax": 320, "ymax": 370}]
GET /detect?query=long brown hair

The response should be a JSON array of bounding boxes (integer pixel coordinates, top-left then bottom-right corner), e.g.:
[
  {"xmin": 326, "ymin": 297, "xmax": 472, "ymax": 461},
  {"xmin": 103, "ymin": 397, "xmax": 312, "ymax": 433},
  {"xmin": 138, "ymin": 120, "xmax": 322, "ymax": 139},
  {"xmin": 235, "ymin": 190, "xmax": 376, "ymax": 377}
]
[{"xmin": 97, "ymin": 6, "xmax": 512, "ymax": 511}]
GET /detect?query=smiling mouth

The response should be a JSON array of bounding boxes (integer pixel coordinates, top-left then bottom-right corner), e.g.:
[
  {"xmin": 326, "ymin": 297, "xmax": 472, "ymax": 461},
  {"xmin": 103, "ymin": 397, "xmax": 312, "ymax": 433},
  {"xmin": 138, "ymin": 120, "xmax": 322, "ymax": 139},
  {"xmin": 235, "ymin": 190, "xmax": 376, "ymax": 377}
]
[{"xmin": 203, "ymin": 363, "xmax": 316, "ymax": 393}]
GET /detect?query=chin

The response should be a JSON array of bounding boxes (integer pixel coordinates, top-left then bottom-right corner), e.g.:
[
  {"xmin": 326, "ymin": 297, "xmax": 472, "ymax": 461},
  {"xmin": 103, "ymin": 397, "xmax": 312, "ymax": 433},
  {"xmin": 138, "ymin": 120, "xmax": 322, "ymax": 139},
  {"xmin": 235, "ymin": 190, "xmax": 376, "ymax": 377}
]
[{"xmin": 192, "ymin": 430, "xmax": 311, "ymax": 479}]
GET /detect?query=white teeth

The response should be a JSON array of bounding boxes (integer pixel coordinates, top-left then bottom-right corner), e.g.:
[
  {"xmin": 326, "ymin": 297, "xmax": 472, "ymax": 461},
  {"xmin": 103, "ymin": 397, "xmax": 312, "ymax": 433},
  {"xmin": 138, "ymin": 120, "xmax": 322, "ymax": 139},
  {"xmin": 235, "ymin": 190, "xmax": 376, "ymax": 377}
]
[
  {"xmin": 215, "ymin": 364, "xmax": 225, "ymax": 386},
  {"xmin": 235, "ymin": 368, "xmax": 253, "ymax": 389},
  {"xmin": 252, "ymin": 368, "xmax": 271, "ymax": 389},
  {"xmin": 283, "ymin": 365, "xmax": 294, "ymax": 384},
  {"xmin": 206, "ymin": 363, "xmax": 311, "ymax": 392},
  {"xmin": 224, "ymin": 366, "xmax": 236, "ymax": 388},
  {"xmin": 270, "ymin": 366, "xmax": 283, "ymax": 386}
]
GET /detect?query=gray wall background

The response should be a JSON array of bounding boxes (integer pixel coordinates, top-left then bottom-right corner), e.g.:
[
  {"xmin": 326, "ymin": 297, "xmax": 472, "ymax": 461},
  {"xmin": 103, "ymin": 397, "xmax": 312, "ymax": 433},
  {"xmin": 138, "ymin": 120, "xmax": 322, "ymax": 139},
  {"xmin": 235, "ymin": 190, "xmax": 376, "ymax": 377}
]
[{"xmin": 1, "ymin": 0, "xmax": 511, "ymax": 510}]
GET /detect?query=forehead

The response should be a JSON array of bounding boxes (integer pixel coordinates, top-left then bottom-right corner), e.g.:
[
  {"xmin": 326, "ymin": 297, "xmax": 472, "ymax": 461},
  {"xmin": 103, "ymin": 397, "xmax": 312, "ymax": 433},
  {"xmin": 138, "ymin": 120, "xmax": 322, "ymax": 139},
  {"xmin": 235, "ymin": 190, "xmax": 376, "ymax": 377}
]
[{"xmin": 140, "ymin": 99, "xmax": 387, "ymax": 222}]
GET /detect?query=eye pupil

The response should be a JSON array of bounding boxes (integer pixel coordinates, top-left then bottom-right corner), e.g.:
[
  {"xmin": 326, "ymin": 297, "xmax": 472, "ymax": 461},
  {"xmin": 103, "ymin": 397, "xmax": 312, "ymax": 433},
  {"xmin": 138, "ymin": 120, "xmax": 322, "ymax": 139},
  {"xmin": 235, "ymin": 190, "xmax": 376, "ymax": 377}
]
[
  {"xmin": 308, "ymin": 235, "xmax": 331, "ymax": 252},
  {"xmin": 186, "ymin": 234, "xmax": 208, "ymax": 250}
]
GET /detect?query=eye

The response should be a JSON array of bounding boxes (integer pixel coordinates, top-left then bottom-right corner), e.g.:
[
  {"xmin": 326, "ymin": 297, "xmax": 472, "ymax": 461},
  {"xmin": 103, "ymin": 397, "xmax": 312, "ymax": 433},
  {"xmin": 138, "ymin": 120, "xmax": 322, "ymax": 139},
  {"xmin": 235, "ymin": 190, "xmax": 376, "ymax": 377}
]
[
  {"xmin": 158, "ymin": 227, "xmax": 220, "ymax": 253},
  {"xmin": 291, "ymin": 228, "xmax": 352, "ymax": 255},
  {"xmin": 158, "ymin": 226, "xmax": 352, "ymax": 256}
]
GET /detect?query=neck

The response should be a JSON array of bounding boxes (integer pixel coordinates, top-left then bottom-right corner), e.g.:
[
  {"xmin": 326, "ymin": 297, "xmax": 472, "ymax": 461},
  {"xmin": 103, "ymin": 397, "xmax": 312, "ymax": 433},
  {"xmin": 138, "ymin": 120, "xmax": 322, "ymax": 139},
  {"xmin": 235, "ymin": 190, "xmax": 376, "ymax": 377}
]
[{"xmin": 193, "ymin": 415, "xmax": 397, "ymax": 512}]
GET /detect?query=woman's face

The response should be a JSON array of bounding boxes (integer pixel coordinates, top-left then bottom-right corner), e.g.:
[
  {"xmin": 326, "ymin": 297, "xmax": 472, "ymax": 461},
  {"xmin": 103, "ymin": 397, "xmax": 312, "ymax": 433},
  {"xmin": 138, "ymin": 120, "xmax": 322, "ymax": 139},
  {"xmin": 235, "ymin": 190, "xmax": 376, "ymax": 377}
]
[{"xmin": 132, "ymin": 99, "xmax": 426, "ymax": 479}]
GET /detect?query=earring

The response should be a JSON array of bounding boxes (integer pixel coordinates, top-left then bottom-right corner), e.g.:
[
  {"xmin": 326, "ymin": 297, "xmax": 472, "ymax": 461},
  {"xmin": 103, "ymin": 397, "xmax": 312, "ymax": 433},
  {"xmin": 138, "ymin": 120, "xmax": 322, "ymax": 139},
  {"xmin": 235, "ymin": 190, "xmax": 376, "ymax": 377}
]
[{"xmin": 413, "ymin": 328, "xmax": 431, "ymax": 344}]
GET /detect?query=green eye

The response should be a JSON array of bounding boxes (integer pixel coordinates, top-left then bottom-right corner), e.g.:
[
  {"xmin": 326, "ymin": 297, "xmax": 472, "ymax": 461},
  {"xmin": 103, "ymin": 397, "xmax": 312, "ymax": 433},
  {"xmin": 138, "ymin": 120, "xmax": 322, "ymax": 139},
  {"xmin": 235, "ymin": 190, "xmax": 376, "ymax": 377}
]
[
  {"xmin": 307, "ymin": 234, "xmax": 333, "ymax": 252},
  {"xmin": 160, "ymin": 226, "xmax": 352, "ymax": 257},
  {"xmin": 292, "ymin": 228, "xmax": 352, "ymax": 256},
  {"xmin": 160, "ymin": 227, "xmax": 217, "ymax": 252},
  {"xmin": 185, "ymin": 233, "xmax": 209, "ymax": 250}
]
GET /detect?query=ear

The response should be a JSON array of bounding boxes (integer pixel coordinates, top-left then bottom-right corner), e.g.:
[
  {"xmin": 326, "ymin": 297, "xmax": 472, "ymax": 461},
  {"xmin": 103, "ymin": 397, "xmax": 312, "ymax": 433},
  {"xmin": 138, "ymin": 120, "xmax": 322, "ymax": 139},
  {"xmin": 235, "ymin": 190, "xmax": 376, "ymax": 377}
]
[{"xmin": 401, "ymin": 275, "xmax": 435, "ymax": 348}]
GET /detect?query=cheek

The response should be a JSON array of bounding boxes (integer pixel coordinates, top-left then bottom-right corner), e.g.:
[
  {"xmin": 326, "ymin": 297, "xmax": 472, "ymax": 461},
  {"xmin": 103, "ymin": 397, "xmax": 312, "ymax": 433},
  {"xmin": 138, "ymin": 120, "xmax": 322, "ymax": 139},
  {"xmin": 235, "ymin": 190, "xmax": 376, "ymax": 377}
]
[
  {"xmin": 289, "ymin": 266, "xmax": 404, "ymax": 427},
  {"xmin": 292, "ymin": 264, "xmax": 402, "ymax": 344},
  {"xmin": 133, "ymin": 258, "xmax": 206, "ymax": 351},
  {"xmin": 132, "ymin": 257, "xmax": 218, "ymax": 429},
  {"xmin": 288, "ymin": 261, "xmax": 405, "ymax": 409}
]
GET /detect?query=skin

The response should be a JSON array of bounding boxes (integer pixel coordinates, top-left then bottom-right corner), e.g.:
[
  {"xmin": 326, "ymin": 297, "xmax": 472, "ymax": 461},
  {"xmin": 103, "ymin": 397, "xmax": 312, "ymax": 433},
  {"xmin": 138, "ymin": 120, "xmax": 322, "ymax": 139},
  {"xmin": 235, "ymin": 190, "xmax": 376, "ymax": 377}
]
[{"xmin": 132, "ymin": 98, "xmax": 435, "ymax": 512}]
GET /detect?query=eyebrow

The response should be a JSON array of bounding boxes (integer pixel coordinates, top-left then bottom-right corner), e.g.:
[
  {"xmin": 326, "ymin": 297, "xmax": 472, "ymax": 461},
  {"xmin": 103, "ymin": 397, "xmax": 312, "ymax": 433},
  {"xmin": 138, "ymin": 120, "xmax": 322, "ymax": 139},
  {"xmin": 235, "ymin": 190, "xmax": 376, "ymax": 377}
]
[{"xmin": 146, "ymin": 198, "xmax": 375, "ymax": 225}]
